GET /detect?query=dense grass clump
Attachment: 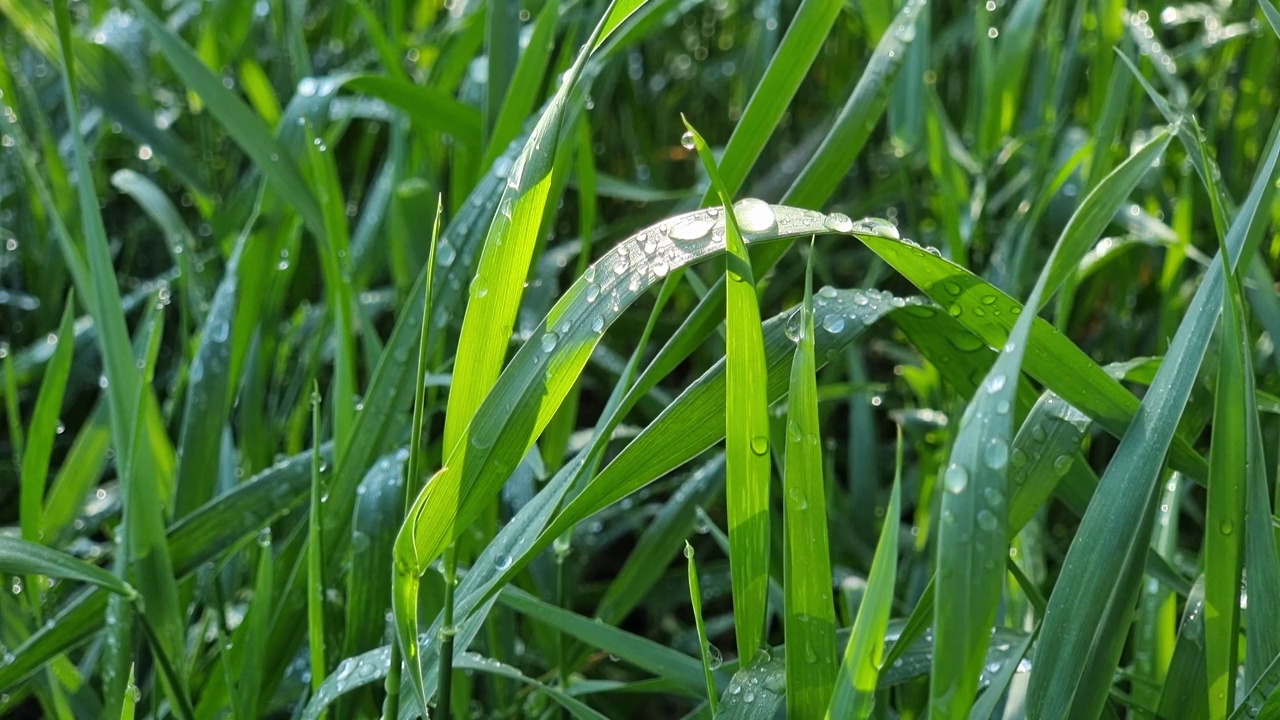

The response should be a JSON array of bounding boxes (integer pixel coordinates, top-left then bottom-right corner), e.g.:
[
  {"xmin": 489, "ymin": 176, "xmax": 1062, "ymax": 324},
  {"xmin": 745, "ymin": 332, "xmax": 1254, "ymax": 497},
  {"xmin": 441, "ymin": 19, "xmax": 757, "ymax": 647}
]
[{"xmin": 2, "ymin": 0, "xmax": 1280, "ymax": 718}]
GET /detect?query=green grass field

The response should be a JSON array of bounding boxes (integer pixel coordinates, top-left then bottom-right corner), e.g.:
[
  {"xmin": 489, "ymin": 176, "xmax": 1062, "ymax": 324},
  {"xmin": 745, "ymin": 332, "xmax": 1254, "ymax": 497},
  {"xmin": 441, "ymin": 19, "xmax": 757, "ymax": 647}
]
[{"xmin": 1, "ymin": 0, "xmax": 1279, "ymax": 717}]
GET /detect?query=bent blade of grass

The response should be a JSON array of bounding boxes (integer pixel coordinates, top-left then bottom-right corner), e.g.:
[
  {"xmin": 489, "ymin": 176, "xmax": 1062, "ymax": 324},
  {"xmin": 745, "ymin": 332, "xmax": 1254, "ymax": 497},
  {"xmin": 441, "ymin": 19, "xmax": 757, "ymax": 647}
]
[
  {"xmin": 0, "ymin": 537, "xmax": 136, "ymax": 599},
  {"xmin": 782, "ymin": 249, "xmax": 837, "ymax": 717},
  {"xmin": 109, "ymin": 170, "xmax": 209, "ymax": 308},
  {"xmin": 931, "ymin": 127, "xmax": 1172, "ymax": 718},
  {"xmin": 393, "ymin": 204, "xmax": 891, "ymax": 658},
  {"xmin": 684, "ymin": 118, "xmax": 773, "ymax": 666},
  {"xmin": 828, "ymin": 433, "xmax": 902, "ymax": 720},
  {"xmin": 594, "ymin": 0, "xmax": 652, "ymax": 49},
  {"xmin": 1027, "ymin": 112, "xmax": 1280, "ymax": 720}
]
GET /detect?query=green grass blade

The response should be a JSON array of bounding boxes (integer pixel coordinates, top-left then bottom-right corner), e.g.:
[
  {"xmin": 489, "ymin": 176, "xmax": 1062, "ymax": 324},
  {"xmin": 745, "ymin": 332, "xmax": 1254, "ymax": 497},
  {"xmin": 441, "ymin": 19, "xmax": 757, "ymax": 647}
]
[
  {"xmin": 684, "ymin": 119, "xmax": 773, "ymax": 664},
  {"xmin": 930, "ymin": 125, "xmax": 1171, "ymax": 718},
  {"xmin": 1159, "ymin": 578, "xmax": 1209, "ymax": 719},
  {"xmin": 1204, "ymin": 202, "xmax": 1251, "ymax": 718},
  {"xmin": 20, "ymin": 298, "xmax": 75, "ymax": 544},
  {"xmin": 484, "ymin": 0, "xmax": 560, "ymax": 169},
  {"xmin": 828, "ymin": 433, "xmax": 901, "ymax": 719},
  {"xmin": 0, "ymin": 537, "xmax": 136, "ymax": 599},
  {"xmin": 308, "ymin": 386, "xmax": 328, "ymax": 708},
  {"xmin": 1026, "ymin": 111, "xmax": 1280, "ymax": 720},
  {"xmin": 785, "ymin": 0, "xmax": 927, "ymax": 208},
  {"xmin": 686, "ymin": 542, "xmax": 720, "ymax": 716},
  {"xmin": 782, "ymin": 248, "xmax": 837, "ymax": 717},
  {"xmin": 707, "ymin": 0, "xmax": 843, "ymax": 199},
  {"xmin": 594, "ymin": 0, "xmax": 651, "ymax": 50}
]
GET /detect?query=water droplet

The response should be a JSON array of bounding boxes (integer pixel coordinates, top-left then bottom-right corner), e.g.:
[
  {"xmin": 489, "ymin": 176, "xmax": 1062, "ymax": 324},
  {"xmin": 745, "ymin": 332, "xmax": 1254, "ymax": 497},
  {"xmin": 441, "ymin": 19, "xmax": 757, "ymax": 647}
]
[
  {"xmin": 1052, "ymin": 454, "xmax": 1072, "ymax": 476},
  {"xmin": 787, "ymin": 486, "xmax": 809, "ymax": 510},
  {"xmin": 984, "ymin": 438, "xmax": 1009, "ymax": 469},
  {"xmin": 977, "ymin": 509, "xmax": 998, "ymax": 531},
  {"xmin": 824, "ymin": 213, "xmax": 854, "ymax": 232},
  {"xmin": 983, "ymin": 486, "xmax": 1004, "ymax": 507},
  {"xmin": 850, "ymin": 217, "xmax": 901, "ymax": 240},
  {"xmin": 494, "ymin": 553, "xmax": 512, "ymax": 571},
  {"xmin": 1220, "ymin": 519, "xmax": 1234, "ymax": 535},
  {"xmin": 591, "ymin": 316, "xmax": 604, "ymax": 333},
  {"xmin": 822, "ymin": 315, "xmax": 846, "ymax": 334},
  {"xmin": 680, "ymin": 130, "xmax": 696, "ymax": 150},
  {"xmin": 668, "ymin": 217, "xmax": 714, "ymax": 242},
  {"xmin": 586, "ymin": 283, "xmax": 600, "ymax": 302},
  {"xmin": 943, "ymin": 281, "xmax": 962, "ymax": 296},
  {"xmin": 944, "ymin": 464, "xmax": 969, "ymax": 494},
  {"xmin": 708, "ymin": 644, "xmax": 724, "ymax": 669},
  {"xmin": 733, "ymin": 198, "xmax": 776, "ymax": 233},
  {"xmin": 540, "ymin": 333, "xmax": 558, "ymax": 352},
  {"xmin": 948, "ymin": 304, "xmax": 962, "ymax": 317},
  {"xmin": 986, "ymin": 374, "xmax": 1006, "ymax": 393},
  {"xmin": 750, "ymin": 436, "xmax": 769, "ymax": 455}
]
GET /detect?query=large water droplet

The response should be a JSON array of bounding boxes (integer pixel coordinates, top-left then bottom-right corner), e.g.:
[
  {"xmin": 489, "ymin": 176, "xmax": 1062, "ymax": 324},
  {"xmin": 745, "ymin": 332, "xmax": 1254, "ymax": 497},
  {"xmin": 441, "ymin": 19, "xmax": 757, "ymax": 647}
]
[
  {"xmin": 708, "ymin": 644, "xmax": 724, "ymax": 669},
  {"xmin": 586, "ymin": 283, "xmax": 600, "ymax": 302},
  {"xmin": 540, "ymin": 333, "xmax": 558, "ymax": 352},
  {"xmin": 733, "ymin": 198, "xmax": 776, "ymax": 233},
  {"xmin": 944, "ymin": 464, "xmax": 969, "ymax": 494},
  {"xmin": 750, "ymin": 435, "xmax": 769, "ymax": 455},
  {"xmin": 680, "ymin": 130, "xmax": 696, "ymax": 150},
  {"xmin": 824, "ymin": 213, "xmax": 854, "ymax": 232},
  {"xmin": 591, "ymin": 316, "xmax": 604, "ymax": 333},
  {"xmin": 822, "ymin": 315, "xmax": 846, "ymax": 334},
  {"xmin": 984, "ymin": 438, "xmax": 1009, "ymax": 469},
  {"xmin": 1052, "ymin": 454, "xmax": 1072, "ymax": 476},
  {"xmin": 668, "ymin": 217, "xmax": 714, "ymax": 242}
]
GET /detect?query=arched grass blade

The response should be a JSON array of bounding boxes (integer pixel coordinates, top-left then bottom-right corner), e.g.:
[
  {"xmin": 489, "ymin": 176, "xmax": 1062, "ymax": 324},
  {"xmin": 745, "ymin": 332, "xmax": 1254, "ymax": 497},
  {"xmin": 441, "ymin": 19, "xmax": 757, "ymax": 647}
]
[
  {"xmin": 1027, "ymin": 112, "xmax": 1280, "ymax": 720},
  {"xmin": 828, "ymin": 432, "xmax": 902, "ymax": 719},
  {"xmin": 683, "ymin": 118, "xmax": 773, "ymax": 665},
  {"xmin": 782, "ymin": 248, "xmax": 837, "ymax": 717},
  {"xmin": 0, "ymin": 537, "xmax": 136, "ymax": 599}
]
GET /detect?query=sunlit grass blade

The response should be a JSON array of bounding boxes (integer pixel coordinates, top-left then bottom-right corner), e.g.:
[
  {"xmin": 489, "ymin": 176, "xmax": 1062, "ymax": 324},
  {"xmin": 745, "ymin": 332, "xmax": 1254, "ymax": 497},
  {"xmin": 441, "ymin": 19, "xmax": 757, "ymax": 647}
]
[
  {"xmin": 707, "ymin": 0, "xmax": 844, "ymax": 199},
  {"xmin": 385, "ymin": 196, "xmax": 442, "ymax": 720},
  {"xmin": 1027, "ymin": 112, "xmax": 1280, "ymax": 720},
  {"xmin": 683, "ymin": 118, "xmax": 772, "ymax": 665},
  {"xmin": 828, "ymin": 431, "xmax": 901, "ymax": 719},
  {"xmin": 782, "ymin": 246, "xmax": 837, "ymax": 718},
  {"xmin": 686, "ymin": 542, "xmax": 720, "ymax": 716}
]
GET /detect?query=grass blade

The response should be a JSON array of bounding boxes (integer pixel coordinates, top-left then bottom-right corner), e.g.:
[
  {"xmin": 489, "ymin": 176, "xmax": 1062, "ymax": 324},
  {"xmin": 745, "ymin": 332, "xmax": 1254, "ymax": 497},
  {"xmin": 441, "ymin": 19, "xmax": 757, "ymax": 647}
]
[
  {"xmin": 0, "ymin": 537, "xmax": 136, "ymax": 599},
  {"xmin": 686, "ymin": 542, "xmax": 720, "ymax": 716},
  {"xmin": 828, "ymin": 432, "xmax": 902, "ymax": 719},
  {"xmin": 684, "ymin": 119, "xmax": 773, "ymax": 665},
  {"xmin": 19, "ymin": 298, "xmax": 76, "ymax": 545},
  {"xmin": 782, "ymin": 247, "xmax": 837, "ymax": 717}
]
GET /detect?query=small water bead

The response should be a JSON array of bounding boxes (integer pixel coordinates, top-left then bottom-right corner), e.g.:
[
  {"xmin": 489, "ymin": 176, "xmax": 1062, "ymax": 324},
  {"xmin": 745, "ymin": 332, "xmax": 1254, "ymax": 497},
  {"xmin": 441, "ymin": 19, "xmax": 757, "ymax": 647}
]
[
  {"xmin": 680, "ymin": 130, "xmax": 696, "ymax": 150},
  {"xmin": 1031, "ymin": 426, "xmax": 1047, "ymax": 443},
  {"xmin": 983, "ymin": 487, "xmax": 1004, "ymax": 508},
  {"xmin": 984, "ymin": 438, "xmax": 1009, "ymax": 469},
  {"xmin": 494, "ymin": 553, "xmax": 513, "ymax": 571},
  {"xmin": 653, "ymin": 256, "xmax": 670, "ymax": 277},
  {"xmin": 822, "ymin": 315, "xmax": 846, "ymax": 334},
  {"xmin": 750, "ymin": 436, "xmax": 769, "ymax": 455},
  {"xmin": 1220, "ymin": 519, "xmax": 1235, "ymax": 535},
  {"xmin": 668, "ymin": 217, "xmax": 714, "ymax": 242},
  {"xmin": 824, "ymin": 212, "xmax": 854, "ymax": 232},
  {"xmin": 1052, "ymin": 454, "xmax": 1072, "ymax": 476},
  {"xmin": 985, "ymin": 374, "xmax": 1007, "ymax": 393},
  {"xmin": 708, "ymin": 644, "xmax": 724, "ymax": 669},
  {"xmin": 586, "ymin": 284, "xmax": 600, "ymax": 302},
  {"xmin": 943, "ymin": 464, "xmax": 970, "ymax": 494},
  {"xmin": 943, "ymin": 281, "xmax": 962, "ymax": 296},
  {"xmin": 787, "ymin": 486, "xmax": 809, "ymax": 510},
  {"xmin": 948, "ymin": 304, "xmax": 962, "ymax": 317},
  {"xmin": 818, "ymin": 286, "xmax": 838, "ymax": 299},
  {"xmin": 591, "ymin": 316, "xmax": 604, "ymax": 333}
]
